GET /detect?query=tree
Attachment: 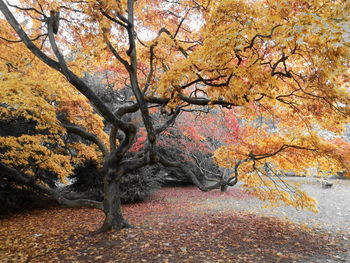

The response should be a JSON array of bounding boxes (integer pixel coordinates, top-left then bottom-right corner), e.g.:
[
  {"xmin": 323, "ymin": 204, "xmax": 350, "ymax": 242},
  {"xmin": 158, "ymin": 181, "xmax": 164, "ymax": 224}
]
[{"xmin": 0, "ymin": 0, "xmax": 349, "ymax": 231}]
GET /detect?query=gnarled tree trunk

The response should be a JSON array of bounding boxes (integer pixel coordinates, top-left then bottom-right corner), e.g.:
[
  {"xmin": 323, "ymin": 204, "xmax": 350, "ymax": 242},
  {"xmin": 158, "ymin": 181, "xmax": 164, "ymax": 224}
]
[
  {"xmin": 99, "ymin": 178, "xmax": 131, "ymax": 232},
  {"xmin": 97, "ymin": 152, "xmax": 134, "ymax": 233}
]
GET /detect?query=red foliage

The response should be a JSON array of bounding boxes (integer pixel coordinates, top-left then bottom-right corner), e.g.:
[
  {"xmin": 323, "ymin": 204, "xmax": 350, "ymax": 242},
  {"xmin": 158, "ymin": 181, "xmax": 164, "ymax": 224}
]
[{"xmin": 130, "ymin": 128, "xmax": 147, "ymax": 152}]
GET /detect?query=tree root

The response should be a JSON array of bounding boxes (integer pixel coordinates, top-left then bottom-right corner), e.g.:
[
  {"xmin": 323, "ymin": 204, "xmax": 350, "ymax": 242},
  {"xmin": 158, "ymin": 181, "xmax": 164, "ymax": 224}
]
[{"xmin": 94, "ymin": 219, "xmax": 133, "ymax": 234}]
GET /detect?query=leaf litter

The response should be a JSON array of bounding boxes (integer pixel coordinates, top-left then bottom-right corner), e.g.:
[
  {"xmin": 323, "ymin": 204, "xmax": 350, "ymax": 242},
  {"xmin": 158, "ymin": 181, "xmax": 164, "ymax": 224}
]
[{"xmin": 0, "ymin": 186, "xmax": 348, "ymax": 262}]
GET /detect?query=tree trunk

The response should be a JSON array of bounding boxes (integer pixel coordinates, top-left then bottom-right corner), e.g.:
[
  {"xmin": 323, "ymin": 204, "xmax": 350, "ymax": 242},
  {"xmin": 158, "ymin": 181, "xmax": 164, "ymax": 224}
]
[
  {"xmin": 97, "ymin": 167, "xmax": 132, "ymax": 233},
  {"xmin": 220, "ymin": 185, "xmax": 228, "ymax": 192}
]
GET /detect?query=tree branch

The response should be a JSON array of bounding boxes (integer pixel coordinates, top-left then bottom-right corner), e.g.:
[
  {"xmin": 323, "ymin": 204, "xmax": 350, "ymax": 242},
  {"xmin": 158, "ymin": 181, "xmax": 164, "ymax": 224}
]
[
  {"xmin": 1, "ymin": 1, "xmax": 141, "ymax": 165},
  {"xmin": 0, "ymin": 33, "xmax": 46, "ymax": 43},
  {"xmin": 110, "ymin": 103, "xmax": 140, "ymax": 151},
  {"xmin": 104, "ymin": 35, "xmax": 130, "ymax": 70},
  {"xmin": 100, "ymin": 9, "xmax": 128, "ymax": 28},
  {"xmin": 6, "ymin": 1, "xmax": 44, "ymax": 16},
  {"xmin": 143, "ymin": 43, "xmax": 156, "ymax": 94},
  {"xmin": 0, "ymin": 162, "xmax": 103, "ymax": 209},
  {"xmin": 243, "ymin": 25, "xmax": 281, "ymax": 51},
  {"xmin": 249, "ymin": 144, "xmax": 318, "ymax": 161},
  {"xmin": 155, "ymin": 107, "xmax": 181, "ymax": 134},
  {"xmin": 158, "ymin": 154, "xmax": 238, "ymax": 192},
  {"xmin": 1, "ymin": 1, "xmax": 134, "ymax": 132},
  {"xmin": 121, "ymin": 154, "xmax": 150, "ymax": 172},
  {"xmin": 126, "ymin": 0, "xmax": 157, "ymax": 147},
  {"xmin": 0, "ymin": 0, "xmax": 61, "ymax": 71},
  {"xmin": 62, "ymin": 123, "xmax": 108, "ymax": 156},
  {"xmin": 145, "ymin": 95, "xmax": 239, "ymax": 108},
  {"xmin": 174, "ymin": 9, "xmax": 190, "ymax": 38}
]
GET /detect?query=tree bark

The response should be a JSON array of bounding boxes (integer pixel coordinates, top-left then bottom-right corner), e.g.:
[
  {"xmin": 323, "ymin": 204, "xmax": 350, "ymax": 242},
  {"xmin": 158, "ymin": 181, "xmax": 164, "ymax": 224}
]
[
  {"xmin": 98, "ymin": 179, "xmax": 130, "ymax": 232},
  {"xmin": 97, "ymin": 162, "xmax": 132, "ymax": 233},
  {"xmin": 220, "ymin": 185, "xmax": 228, "ymax": 192}
]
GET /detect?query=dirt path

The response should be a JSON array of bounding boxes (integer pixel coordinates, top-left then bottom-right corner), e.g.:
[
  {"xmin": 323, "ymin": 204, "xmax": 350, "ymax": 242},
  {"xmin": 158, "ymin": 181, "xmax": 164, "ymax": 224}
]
[
  {"xmin": 189, "ymin": 177, "xmax": 350, "ymax": 262},
  {"xmin": 205, "ymin": 177, "xmax": 350, "ymax": 233}
]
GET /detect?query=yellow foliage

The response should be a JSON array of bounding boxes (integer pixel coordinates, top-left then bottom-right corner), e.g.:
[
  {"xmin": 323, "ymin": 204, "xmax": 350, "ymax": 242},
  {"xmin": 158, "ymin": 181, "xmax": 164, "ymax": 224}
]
[
  {"xmin": 0, "ymin": 19, "xmax": 108, "ymax": 186},
  {"xmin": 1, "ymin": 0, "xmax": 349, "ymax": 211}
]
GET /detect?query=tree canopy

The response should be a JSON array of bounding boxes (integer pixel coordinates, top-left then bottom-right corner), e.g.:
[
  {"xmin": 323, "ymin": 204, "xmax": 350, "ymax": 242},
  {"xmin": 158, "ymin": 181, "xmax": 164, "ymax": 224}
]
[{"xmin": 0, "ymin": 0, "xmax": 349, "ymax": 231}]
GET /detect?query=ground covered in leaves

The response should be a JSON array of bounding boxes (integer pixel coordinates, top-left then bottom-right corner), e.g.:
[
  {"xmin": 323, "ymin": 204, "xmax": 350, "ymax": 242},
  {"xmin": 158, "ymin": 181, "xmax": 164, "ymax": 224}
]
[{"xmin": 1, "ymin": 187, "xmax": 349, "ymax": 263}]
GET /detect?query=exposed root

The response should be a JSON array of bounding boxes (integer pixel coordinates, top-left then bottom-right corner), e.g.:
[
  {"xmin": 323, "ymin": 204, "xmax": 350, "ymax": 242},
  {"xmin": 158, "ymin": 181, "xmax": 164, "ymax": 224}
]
[{"xmin": 94, "ymin": 219, "xmax": 133, "ymax": 234}]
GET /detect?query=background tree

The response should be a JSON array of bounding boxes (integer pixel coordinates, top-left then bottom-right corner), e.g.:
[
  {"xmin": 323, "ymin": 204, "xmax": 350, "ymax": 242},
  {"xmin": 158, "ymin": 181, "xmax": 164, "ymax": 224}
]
[{"xmin": 0, "ymin": 0, "xmax": 349, "ymax": 232}]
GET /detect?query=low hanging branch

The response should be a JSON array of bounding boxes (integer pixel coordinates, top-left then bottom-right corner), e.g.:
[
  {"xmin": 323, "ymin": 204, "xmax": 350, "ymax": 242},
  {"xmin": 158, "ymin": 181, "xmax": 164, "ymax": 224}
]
[
  {"xmin": 0, "ymin": 162, "xmax": 104, "ymax": 210},
  {"xmin": 158, "ymin": 154, "xmax": 238, "ymax": 192},
  {"xmin": 248, "ymin": 144, "xmax": 318, "ymax": 161}
]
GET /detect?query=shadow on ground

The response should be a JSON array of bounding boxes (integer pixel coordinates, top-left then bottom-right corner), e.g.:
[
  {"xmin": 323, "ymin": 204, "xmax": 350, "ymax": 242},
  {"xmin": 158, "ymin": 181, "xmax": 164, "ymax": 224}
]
[{"xmin": 0, "ymin": 179, "xmax": 349, "ymax": 263}]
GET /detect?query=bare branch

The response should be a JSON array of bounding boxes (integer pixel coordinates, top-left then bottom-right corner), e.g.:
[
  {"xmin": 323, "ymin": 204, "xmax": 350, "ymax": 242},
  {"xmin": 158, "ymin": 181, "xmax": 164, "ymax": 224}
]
[
  {"xmin": 155, "ymin": 107, "xmax": 181, "ymax": 134},
  {"xmin": 249, "ymin": 144, "xmax": 318, "ymax": 161},
  {"xmin": 243, "ymin": 25, "xmax": 281, "ymax": 51},
  {"xmin": 104, "ymin": 35, "xmax": 130, "ymax": 70},
  {"xmin": 271, "ymin": 53, "xmax": 292, "ymax": 78},
  {"xmin": 100, "ymin": 9, "xmax": 128, "ymax": 28},
  {"xmin": 174, "ymin": 9, "xmax": 190, "ymax": 38},
  {"xmin": 6, "ymin": 1, "xmax": 44, "ymax": 16},
  {"xmin": 62, "ymin": 123, "xmax": 108, "ymax": 156},
  {"xmin": 0, "ymin": 33, "xmax": 46, "ymax": 43}
]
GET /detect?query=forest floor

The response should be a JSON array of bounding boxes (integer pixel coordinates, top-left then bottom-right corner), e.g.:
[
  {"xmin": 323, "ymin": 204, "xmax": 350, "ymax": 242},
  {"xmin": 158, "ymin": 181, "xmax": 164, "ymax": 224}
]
[{"xmin": 0, "ymin": 177, "xmax": 349, "ymax": 263}]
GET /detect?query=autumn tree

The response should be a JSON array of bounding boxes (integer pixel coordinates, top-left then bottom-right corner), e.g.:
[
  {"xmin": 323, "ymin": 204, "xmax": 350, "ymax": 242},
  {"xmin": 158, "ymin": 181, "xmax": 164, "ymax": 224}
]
[
  {"xmin": 153, "ymin": 110, "xmax": 240, "ymax": 188},
  {"xmin": 1, "ymin": 0, "xmax": 349, "ymax": 231}
]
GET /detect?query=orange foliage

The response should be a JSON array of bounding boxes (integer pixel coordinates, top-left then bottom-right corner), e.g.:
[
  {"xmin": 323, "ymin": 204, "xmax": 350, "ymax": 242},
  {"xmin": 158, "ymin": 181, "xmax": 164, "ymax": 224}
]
[{"xmin": 0, "ymin": 0, "xmax": 349, "ymax": 213}]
